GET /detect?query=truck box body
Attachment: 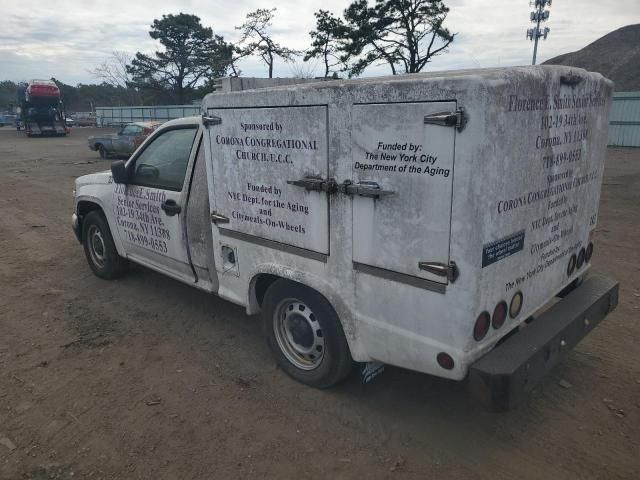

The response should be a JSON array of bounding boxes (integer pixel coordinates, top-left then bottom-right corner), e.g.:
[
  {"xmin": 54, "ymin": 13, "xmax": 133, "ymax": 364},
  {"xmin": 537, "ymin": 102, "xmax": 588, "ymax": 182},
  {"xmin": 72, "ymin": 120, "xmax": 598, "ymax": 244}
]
[
  {"xmin": 200, "ymin": 66, "xmax": 612, "ymax": 379},
  {"xmin": 73, "ymin": 66, "xmax": 618, "ymax": 407}
]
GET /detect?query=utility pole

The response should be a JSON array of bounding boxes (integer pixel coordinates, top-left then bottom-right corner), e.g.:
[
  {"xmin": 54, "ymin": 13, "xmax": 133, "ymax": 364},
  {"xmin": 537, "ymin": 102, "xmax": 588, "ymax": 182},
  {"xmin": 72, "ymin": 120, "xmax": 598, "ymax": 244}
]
[{"xmin": 527, "ymin": 0, "xmax": 552, "ymax": 65}]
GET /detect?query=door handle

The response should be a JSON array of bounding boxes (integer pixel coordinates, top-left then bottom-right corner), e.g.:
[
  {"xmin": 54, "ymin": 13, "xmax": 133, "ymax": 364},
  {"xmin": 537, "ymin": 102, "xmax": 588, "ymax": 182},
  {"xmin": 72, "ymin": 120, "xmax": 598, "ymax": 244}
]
[
  {"xmin": 210, "ymin": 211, "xmax": 229, "ymax": 224},
  {"xmin": 161, "ymin": 199, "xmax": 181, "ymax": 216},
  {"xmin": 342, "ymin": 181, "xmax": 395, "ymax": 198},
  {"xmin": 287, "ymin": 176, "xmax": 331, "ymax": 192}
]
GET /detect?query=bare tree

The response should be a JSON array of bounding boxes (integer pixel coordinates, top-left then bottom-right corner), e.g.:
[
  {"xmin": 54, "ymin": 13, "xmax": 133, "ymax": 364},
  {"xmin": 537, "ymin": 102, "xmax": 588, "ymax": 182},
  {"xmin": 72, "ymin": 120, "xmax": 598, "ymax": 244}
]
[
  {"xmin": 236, "ymin": 8, "xmax": 299, "ymax": 78},
  {"xmin": 89, "ymin": 51, "xmax": 133, "ymax": 89},
  {"xmin": 88, "ymin": 51, "xmax": 138, "ymax": 103},
  {"xmin": 289, "ymin": 60, "xmax": 318, "ymax": 79}
]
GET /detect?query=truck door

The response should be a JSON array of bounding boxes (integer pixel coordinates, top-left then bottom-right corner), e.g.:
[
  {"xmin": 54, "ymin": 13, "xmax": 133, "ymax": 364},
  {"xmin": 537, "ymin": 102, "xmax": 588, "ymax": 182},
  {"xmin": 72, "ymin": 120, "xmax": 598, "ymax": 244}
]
[
  {"xmin": 112, "ymin": 125, "xmax": 200, "ymax": 281},
  {"xmin": 203, "ymin": 106, "xmax": 329, "ymax": 262},
  {"xmin": 351, "ymin": 102, "xmax": 457, "ymax": 287}
]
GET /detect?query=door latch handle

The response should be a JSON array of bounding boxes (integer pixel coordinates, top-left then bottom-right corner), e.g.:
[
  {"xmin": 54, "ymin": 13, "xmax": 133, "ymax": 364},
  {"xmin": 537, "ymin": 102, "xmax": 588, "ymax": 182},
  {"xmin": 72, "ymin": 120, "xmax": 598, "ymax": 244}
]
[
  {"xmin": 287, "ymin": 176, "xmax": 330, "ymax": 192},
  {"xmin": 287, "ymin": 177, "xmax": 394, "ymax": 198},
  {"xmin": 341, "ymin": 181, "xmax": 395, "ymax": 198},
  {"xmin": 210, "ymin": 211, "xmax": 229, "ymax": 224},
  {"xmin": 161, "ymin": 199, "xmax": 181, "ymax": 216},
  {"xmin": 418, "ymin": 261, "xmax": 459, "ymax": 282}
]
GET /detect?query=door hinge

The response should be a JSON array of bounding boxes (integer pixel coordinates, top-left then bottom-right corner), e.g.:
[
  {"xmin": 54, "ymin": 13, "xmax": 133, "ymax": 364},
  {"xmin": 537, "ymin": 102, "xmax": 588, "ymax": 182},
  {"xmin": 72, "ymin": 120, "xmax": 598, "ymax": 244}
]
[
  {"xmin": 418, "ymin": 261, "xmax": 459, "ymax": 283},
  {"xmin": 210, "ymin": 211, "xmax": 229, "ymax": 224},
  {"xmin": 202, "ymin": 113, "xmax": 222, "ymax": 127},
  {"xmin": 424, "ymin": 108, "xmax": 466, "ymax": 132}
]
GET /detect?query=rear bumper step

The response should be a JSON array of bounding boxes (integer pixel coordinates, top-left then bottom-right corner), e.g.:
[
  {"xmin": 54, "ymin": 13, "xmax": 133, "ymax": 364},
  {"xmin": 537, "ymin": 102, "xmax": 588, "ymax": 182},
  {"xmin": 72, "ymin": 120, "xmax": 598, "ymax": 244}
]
[{"xmin": 468, "ymin": 274, "xmax": 619, "ymax": 412}]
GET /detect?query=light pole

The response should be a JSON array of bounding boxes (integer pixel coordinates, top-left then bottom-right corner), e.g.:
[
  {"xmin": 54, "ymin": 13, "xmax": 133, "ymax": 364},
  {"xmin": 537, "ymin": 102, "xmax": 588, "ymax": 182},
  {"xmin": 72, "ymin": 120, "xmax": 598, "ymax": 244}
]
[{"xmin": 527, "ymin": 0, "xmax": 552, "ymax": 65}]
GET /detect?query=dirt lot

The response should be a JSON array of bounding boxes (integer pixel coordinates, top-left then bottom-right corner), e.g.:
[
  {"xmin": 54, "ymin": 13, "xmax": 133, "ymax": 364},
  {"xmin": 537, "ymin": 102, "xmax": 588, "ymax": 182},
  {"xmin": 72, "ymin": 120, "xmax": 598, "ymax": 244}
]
[{"xmin": 0, "ymin": 126, "xmax": 638, "ymax": 480}]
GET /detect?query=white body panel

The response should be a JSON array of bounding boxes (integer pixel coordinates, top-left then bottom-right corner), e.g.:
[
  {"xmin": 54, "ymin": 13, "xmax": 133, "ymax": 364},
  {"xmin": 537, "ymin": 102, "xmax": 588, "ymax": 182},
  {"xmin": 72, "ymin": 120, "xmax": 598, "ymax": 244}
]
[
  {"xmin": 74, "ymin": 67, "xmax": 613, "ymax": 381},
  {"xmin": 208, "ymin": 106, "xmax": 329, "ymax": 254},
  {"xmin": 112, "ymin": 183, "xmax": 190, "ymax": 276},
  {"xmin": 351, "ymin": 101, "xmax": 456, "ymax": 283}
]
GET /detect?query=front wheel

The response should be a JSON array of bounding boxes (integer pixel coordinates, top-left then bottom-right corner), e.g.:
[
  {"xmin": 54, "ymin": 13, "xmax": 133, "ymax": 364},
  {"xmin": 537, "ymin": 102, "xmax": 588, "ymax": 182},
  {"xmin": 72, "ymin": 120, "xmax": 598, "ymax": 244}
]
[
  {"xmin": 263, "ymin": 280, "xmax": 353, "ymax": 388},
  {"xmin": 82, "ymin": 211, "xmax": 128, "ymax": 279},
  {"xmin": 98, "ymin": 144, "xmax": 107, "ymax": 159}
]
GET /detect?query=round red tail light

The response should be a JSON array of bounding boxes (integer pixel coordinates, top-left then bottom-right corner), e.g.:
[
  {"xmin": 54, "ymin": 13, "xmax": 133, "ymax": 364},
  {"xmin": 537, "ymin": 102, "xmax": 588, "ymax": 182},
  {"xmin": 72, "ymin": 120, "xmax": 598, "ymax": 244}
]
[
  {"xmin": 492, "ymin": 301, "xmax": 508, "ymax": 329},
  {"xmin": 585, "ymin": 242, "xmax": 594, "ymax": 263},
  {"xmin": 437, "ymin": 352, "xmax": 455, "ymax": 370},
  {"xmin": 567, "ymin": 254, "xmax": 577, "ymax": 276},
  {"xmin": 577, "ymin": 247, "xmax": 586, "ymax": 269},
  {"xmin": 473, "ymin": 311, "xmax": 490, "ymax": 341}
]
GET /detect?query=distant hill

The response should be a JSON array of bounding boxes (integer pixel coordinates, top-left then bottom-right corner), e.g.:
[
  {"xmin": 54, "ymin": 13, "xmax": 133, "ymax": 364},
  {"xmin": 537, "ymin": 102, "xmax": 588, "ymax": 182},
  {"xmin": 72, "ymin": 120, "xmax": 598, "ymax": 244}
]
[{"xmin": 543, "ymin": 24, "xmax": 640, "ymax": 91}]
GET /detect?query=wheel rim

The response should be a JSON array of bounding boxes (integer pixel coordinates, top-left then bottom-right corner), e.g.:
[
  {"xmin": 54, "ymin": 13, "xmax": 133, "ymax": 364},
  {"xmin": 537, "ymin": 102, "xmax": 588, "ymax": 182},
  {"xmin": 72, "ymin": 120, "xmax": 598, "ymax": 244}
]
[
  {"xmin": 87, "ymin": 225, "xmax": 107, "ymax": 269},
  {"xmin": 273, "ymin": 298, "xmax": 325, "ymax": 370}
]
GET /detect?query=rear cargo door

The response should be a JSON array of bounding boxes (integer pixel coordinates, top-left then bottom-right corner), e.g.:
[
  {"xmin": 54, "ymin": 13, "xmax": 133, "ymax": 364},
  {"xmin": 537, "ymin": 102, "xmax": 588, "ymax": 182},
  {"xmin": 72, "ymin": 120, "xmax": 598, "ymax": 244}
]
[
  {"xmin": 351, "ymin": 102, "xmax": 457, "ymax": 285},
  {"xmin": 205, "ymin": 106, "xmax": 329, "ymax": 257}
]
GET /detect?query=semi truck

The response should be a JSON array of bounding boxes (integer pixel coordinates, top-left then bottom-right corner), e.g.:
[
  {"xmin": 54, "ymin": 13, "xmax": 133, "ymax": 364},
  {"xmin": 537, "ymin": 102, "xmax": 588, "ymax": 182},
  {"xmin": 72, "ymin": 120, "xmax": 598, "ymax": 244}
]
[
  {"xmin": 16, "ymin": 80, "xmax": 69, "ymax": 137},
  {"xmin": 71, "ymin": 66, "xmax": 619, "ymax": 411}
]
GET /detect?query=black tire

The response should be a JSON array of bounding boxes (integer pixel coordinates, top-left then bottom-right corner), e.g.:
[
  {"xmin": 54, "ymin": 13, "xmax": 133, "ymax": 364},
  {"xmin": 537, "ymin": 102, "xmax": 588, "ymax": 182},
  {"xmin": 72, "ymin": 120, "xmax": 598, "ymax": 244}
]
[
  {"xmin": 263, "ymin": 279, "xmax": 353, "ymax": 388},
  {"xmin": 97, "ymin": 144, "xmax": 107, "ymax": 159},
  {"xmin": 82, "ymin": 211, "xmax": 128, "ymax": 280}
]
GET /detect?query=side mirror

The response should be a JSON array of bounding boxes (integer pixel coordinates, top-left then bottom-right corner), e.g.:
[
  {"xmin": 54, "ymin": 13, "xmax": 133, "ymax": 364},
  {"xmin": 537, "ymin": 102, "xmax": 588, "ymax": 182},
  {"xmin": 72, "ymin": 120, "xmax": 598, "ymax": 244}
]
[{"xmin": 111, "ymin": 160, "xmax": 129, "ymax": 184}]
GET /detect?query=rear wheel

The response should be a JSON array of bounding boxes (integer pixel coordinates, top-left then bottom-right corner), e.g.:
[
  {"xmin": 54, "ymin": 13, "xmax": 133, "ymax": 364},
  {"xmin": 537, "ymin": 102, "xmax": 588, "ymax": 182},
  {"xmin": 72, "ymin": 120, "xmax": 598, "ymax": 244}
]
[
  {"xmin": 82, "ymin": 211, "xmax": 128, "ymax": 279},
  {"xmin": 263, "ymin": 280, "xmax": 353, "ymax": 388}
]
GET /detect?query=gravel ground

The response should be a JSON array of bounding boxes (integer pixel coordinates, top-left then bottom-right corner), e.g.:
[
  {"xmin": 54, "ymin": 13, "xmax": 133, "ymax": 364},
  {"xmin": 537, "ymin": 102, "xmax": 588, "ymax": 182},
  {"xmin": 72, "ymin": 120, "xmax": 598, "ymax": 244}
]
[{"xmin": 0, "ymin": 126, "xmax": 638, "ymax": 479}]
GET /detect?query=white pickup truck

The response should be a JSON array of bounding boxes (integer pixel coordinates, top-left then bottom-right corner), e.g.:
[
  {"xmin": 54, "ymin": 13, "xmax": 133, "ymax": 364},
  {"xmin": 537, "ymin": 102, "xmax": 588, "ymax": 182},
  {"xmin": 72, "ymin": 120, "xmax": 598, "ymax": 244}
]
[{"xmin": 72, "ymin": 67, "xmax": 618, "ymax": 410}]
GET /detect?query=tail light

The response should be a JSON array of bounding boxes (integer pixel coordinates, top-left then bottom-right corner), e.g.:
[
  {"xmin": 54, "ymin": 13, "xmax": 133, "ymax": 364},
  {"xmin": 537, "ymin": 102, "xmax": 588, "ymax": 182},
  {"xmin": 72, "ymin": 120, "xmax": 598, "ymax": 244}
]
[
  {"xmin": 567, "ymin": 254, "xmax": 577, "ymax": 276},
  {"xmin": 492, "ymin": 301, "xmax": 508, "ymax": 329},
  {"xmin": 585, "ymin": 242, "xmax": 594, "ymax": 263},
  {"xmin": 473, "ymin": 311, "xmax": 490, "ymax": 341},
  {"xmin": 509, "ymin": 291, "xmax": 523, "ymax": 319},
  {"xmin": 577, "ymin": 247, "xmax": 586, "ymax": 269},
  {"xmin": 437, "ymin": 352, "xmax": 455, "ymax": 370}
]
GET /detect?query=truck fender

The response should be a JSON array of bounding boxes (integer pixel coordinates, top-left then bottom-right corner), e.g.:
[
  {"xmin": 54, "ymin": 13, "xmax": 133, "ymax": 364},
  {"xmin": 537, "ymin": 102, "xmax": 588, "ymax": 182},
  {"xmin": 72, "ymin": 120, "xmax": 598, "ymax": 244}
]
[
  {"xmin": 75, "ymin": 195, "xmax": 126, "ymax": 257},
  {"xmin": 246, "ymin": 264, "xmax": 366, "ymax": 361}
]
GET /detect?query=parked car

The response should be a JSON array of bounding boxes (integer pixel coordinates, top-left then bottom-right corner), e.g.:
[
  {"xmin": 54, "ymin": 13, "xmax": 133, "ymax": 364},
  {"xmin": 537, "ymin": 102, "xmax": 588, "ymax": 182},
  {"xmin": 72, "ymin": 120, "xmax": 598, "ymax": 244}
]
[
  {"xmin": 0, "ymin": 114, "xmax": 17, "ymax": 127},
  {"xmin": 64, "ymin": 116, "xmax": 75, "ymax": 127},
  {"xmin": 75, "ymin": 112, "xmax": 97, "ymax": 127},
  {"xmin": 88, "ymin": 121, "xmax": 161, "ymax": 158}
]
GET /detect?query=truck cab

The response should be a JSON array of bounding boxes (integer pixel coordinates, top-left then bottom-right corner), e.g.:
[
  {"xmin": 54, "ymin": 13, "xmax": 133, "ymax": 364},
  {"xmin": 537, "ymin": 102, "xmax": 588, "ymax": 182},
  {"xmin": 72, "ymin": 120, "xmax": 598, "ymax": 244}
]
[{"xmin": 72, "ymin": 66, "xmax": 618, "ymax": 410}]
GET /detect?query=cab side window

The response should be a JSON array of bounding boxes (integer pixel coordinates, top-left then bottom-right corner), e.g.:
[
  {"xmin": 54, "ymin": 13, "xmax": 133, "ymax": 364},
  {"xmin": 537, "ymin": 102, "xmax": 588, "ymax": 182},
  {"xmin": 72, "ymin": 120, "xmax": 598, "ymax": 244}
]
[
  {"xmin": 130, "ymin": 127, "xmax": 197, "ymax": 191},
  {"xmin": 121, "ymin": 125, "xmax": 139, "ymax": 136}
]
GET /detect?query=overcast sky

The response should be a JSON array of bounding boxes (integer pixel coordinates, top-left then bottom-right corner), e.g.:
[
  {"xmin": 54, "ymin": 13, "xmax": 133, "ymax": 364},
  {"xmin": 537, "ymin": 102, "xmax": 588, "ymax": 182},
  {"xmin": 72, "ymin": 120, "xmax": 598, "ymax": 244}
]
[{"xmin": 0, "ymin": 0, "xmax": 638, "ymax": 84}]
